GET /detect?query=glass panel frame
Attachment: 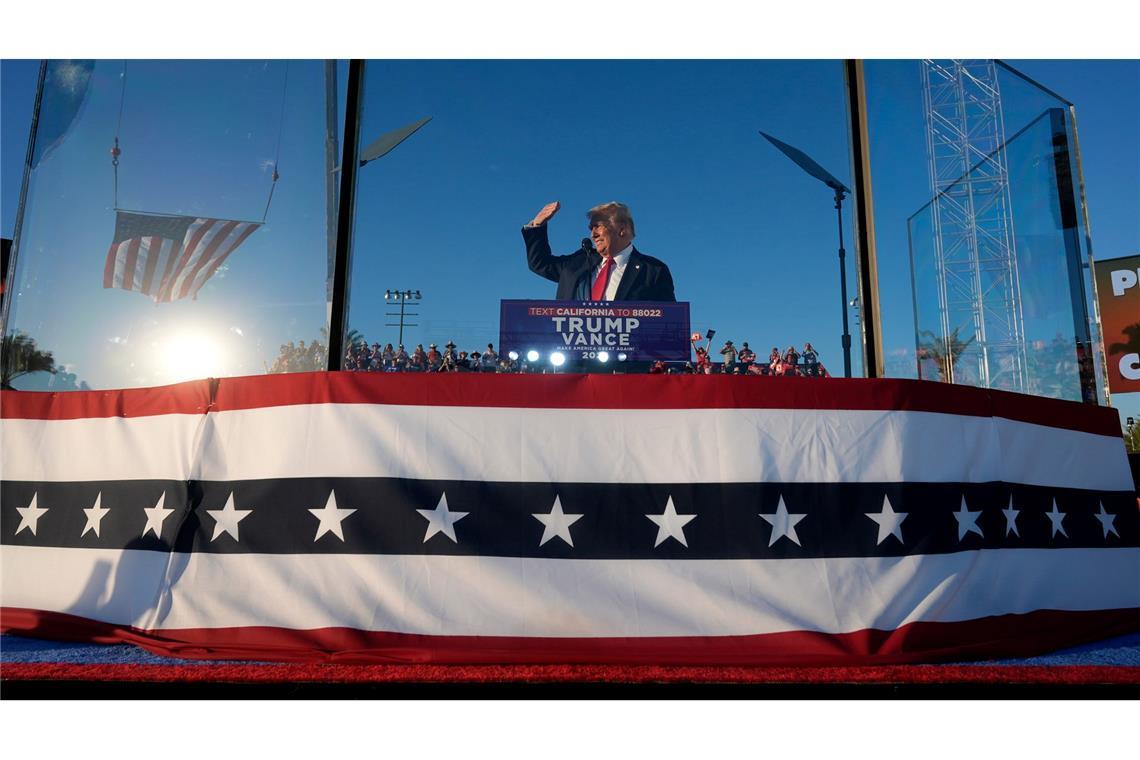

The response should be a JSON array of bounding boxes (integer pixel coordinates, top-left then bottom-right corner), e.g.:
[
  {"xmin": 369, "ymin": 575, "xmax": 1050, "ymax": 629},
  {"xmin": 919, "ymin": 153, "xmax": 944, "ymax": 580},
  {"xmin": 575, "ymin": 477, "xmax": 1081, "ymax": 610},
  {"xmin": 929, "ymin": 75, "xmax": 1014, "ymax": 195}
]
[
  {"xmin": 862, "ymin": 59, "xmax": 1104, "ymax": 403},
  {"xmin": 342, "ymin": 59, "xmax": 859, "ymax": 379},
  {"xmin": 907, "ymin": 107, "xmax": 1096, "ymax": 400},
  {"xmin": 2, "ymin": 59, "xmax": 349, "ymax": 391}
]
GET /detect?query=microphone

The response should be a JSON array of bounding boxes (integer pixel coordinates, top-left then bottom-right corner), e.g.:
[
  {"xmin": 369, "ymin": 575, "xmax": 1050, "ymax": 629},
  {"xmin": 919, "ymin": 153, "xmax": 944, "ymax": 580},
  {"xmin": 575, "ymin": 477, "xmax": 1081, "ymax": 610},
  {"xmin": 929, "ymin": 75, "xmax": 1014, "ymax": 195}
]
[
  {"xmin": 578, "ymin": 238, "xmax": 598, "ymax": 301},
  {"xmin": 580, "ymin": 237, "xmax": 598, "ymax": 269}
]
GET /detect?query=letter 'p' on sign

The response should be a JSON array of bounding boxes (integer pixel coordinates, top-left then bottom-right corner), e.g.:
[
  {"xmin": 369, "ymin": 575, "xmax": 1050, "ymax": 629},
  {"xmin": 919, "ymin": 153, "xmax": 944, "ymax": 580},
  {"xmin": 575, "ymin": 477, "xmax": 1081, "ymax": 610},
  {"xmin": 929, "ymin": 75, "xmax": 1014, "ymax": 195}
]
[
  {"xmin": 1094, "ymin": 254, "xmax": 1140, "ymax": 393},
  {"xmin": 1111, "ymin": 268, "xmax": 1140, "ymax": 297}
]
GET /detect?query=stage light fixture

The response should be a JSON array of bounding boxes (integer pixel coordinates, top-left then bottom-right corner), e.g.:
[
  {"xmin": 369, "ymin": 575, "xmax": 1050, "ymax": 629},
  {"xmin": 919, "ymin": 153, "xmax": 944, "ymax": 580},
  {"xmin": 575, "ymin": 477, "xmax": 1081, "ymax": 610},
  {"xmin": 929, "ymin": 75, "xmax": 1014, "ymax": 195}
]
[
  {"xmin": 526, "ymin": 350, "xmax": 540, "ymax": 363},
  {"xmin": 508, "ymin": 351, "xmax": 519, "ymax": 361},
  {"xmin": 597, "ymin": 351, "xmax": 609, "ymax": 363},
  {"xmin": 617, "ymin": 353, "xmax": 628, "ymax": 362},
  {"xmin": 550, "ymin": 351, "xmax": 566, "ymax": 367}
]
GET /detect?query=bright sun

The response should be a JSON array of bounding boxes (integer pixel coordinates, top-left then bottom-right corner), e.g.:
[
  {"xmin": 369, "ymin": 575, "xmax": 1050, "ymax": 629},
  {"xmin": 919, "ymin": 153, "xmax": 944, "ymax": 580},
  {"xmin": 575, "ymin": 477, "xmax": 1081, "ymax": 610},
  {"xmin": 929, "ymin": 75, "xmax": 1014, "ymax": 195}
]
[{"xmin": 158, "ymin": 331, "xmax": 229, "ymax": 383}]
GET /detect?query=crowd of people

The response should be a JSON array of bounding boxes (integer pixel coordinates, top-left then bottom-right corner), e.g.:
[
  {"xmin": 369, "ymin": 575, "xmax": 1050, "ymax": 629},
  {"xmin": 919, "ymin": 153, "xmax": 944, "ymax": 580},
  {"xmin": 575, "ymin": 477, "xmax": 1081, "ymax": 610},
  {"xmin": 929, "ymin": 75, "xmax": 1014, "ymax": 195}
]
[
  {"xmin": 344, "ymin": 341, "xmax": 517, "ymax": 373},
  {"xmin": 269, "ymin": 340, "xmax": 326, "ymax": 374},
  {"xmin": 672, "ymin": 339, "xmax": 830, "ymax": 376},
  {"xmin": 342, "ymin": 336, "xmax": 830, "ymax": 377}
]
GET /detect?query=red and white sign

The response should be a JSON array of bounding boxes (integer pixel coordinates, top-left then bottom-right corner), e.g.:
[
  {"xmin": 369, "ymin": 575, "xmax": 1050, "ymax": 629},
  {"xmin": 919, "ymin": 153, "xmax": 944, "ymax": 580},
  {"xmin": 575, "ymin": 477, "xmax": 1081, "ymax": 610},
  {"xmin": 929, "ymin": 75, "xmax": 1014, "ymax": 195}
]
[{"xmin": 1095, "ymin": 253, "xmax": 1140, "ymax": 394}]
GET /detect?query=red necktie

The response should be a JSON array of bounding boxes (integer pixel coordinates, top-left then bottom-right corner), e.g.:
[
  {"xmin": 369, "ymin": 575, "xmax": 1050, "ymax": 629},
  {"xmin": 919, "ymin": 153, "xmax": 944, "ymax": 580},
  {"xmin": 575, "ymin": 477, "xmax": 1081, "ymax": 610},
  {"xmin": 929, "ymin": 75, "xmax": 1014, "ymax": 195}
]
[{"xmin": 591, "ymin": 257, "xmax": 614, "ymax": 301}]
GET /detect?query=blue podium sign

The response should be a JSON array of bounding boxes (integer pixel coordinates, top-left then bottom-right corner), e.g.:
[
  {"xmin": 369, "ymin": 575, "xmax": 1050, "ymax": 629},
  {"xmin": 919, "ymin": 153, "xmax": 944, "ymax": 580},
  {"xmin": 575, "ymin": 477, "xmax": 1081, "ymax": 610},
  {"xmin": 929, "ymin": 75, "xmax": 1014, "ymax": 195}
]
[{"xmin": 499, "ymin": 300, "xmax": 691, "ymax": 362}]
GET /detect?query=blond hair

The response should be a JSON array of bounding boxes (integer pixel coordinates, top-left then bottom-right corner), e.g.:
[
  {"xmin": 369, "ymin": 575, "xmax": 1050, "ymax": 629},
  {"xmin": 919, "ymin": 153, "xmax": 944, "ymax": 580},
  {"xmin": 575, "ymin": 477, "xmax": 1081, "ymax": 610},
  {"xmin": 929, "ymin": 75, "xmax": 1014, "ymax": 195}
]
[{"xmin": 586, "ymin": 201, "xmax": 635, "ymax": 238}]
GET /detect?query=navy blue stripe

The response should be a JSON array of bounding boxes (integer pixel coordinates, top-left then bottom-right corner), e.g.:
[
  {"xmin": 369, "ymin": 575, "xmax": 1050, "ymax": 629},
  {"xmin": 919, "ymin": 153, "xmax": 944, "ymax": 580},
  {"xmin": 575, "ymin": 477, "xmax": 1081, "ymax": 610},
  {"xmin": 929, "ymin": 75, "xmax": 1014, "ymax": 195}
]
[{"xmin": 2, "ymin": 479, "xmax": 1136, "ymax": 559}]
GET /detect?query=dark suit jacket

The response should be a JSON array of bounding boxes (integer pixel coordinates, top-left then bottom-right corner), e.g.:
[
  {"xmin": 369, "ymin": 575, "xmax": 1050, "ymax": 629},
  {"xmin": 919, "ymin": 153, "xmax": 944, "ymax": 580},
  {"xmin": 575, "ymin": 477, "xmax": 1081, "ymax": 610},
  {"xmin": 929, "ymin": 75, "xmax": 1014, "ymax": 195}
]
[{"xmin": 522, "ymin": 225, "xmax": 676, "ymax": 302}]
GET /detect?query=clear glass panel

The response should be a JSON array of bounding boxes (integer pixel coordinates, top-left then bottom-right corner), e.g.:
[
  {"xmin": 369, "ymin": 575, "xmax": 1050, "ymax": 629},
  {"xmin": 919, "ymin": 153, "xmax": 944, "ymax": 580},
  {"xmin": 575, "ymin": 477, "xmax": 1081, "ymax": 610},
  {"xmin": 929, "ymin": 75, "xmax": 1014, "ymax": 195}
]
[
  {"xmin": 908, "ymin": 108, "xmax": 1092, "ymax": 400},
  {"xmin": 344, "ymin": 60, "xmax": 858, "ymax": 377},
  {"xmin": 865, "ymin": 59, "xmax": 1097, "ymax": 401},
  {"xmin": 3, "ymin": 60, "xmax": 346, "ymax": 391}
]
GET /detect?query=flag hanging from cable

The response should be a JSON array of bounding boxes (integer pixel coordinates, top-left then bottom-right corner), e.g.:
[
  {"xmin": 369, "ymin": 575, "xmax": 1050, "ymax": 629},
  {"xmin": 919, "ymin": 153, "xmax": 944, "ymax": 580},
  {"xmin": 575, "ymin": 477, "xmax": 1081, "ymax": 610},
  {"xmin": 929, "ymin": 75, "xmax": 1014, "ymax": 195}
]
[{"xmin": 102, "ymin": 210, "xmax": 261, "ymax": 302}]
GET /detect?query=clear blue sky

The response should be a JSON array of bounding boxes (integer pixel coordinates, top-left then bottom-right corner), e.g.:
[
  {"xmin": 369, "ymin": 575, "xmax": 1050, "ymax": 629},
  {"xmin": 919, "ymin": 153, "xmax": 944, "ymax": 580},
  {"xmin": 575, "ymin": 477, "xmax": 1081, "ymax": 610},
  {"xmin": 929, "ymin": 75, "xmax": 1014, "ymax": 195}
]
[{"xmin": 2, "ymin": 58, "xmax": 1138, "ymax": 421}]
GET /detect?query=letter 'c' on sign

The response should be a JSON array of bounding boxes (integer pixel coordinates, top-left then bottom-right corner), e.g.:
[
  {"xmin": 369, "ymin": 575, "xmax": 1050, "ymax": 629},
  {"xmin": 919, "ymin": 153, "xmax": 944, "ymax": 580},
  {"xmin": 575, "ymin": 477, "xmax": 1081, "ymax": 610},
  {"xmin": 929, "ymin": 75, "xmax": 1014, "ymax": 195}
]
[
  {"xmin": 1121, "ymin": 353, "xmax": 1140, "ymax": 381},
  {"xmin": 1111, "ymin": 269, "xmax": 1138, "ymax": 296}
]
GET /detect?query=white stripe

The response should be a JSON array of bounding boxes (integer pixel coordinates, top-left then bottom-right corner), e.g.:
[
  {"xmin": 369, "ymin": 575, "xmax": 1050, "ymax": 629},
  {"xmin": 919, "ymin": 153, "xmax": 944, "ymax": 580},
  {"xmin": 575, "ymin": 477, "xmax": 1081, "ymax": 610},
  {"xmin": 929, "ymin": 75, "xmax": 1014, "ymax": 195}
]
[
  {"xmin": 153, "ymin": 235, "xmax": 182, "ymax": 302},
  {"xmin": 140, "ymin": 237, "xmax": 174, "ymax": 298},
  {"xmin": 130, "ymin": 237, "xmax": 153, "ymax": 290},
  {"xmin": 196, "ymin": 405, "xmax": 1129, "ymax": 489},
  {"xmin": 1, "ymin": 414, "xmax": 205, "ymax": 482},
  {"xmin": 1, "ymin": 406, "xmax": 1130, "ymax": 489},
  {"xmin": 160, "ymin": 237, "xmax": 180, "ymax": 296},
  {"xmin": 166, "ymin": 218, "xmax": 216, "ymax": 299},
  {"xmin": 4, "ymin": 545, "xmax": 1137, "ymax": 636},
  {"xmin": 184, "ymin": 223, "xmax": 250, "ymax": 296},
  {"xmin": 2, "ymin": 545, "xmax": 171, "ymax": 628},
  {"xmin": 111, "ymin": 241, "xmax": 129, "ymax": 289}
]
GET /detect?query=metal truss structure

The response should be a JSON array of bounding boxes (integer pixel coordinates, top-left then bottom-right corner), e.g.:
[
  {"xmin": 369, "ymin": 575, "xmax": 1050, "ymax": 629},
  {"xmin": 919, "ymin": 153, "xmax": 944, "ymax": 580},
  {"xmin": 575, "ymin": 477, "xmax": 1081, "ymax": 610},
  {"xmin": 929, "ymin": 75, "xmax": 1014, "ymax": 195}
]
[{"xmin": 921, "ymin": 59, "xmax": 1028, "ymax": 392}]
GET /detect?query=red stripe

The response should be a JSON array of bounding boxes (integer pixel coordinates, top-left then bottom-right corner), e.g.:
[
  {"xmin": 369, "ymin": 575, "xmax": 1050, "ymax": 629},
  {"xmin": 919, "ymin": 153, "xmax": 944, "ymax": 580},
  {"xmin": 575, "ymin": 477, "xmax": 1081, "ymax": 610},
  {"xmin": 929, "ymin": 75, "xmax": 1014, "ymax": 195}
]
[
  {"xmin": 186, "ymin": 222, "xmax": 258, "ymax": 298},
  {"xmin": 155, "ymin": 239, "xmax": 184, "ymax": 303},
  {"xmin": 0, "ymin": 379, "xmax": 214, "ymax": 419},
  {"xmin": 0, "ymin": 372, "xmax": 1124, "ymax": 436},
  {"xmin": 175, "ymin": 220, "xmax": 239, "ymax": 300},
  {"xmin": 120, "ymin": 238, "xmax": 141, "ymax": 291},
  {"xmin": 139, "ymin": 237, "xmax": 163, "ymax": 296},
  {"xmin": 3, "ymin": 662, "xmax": 1138, "ymax": 686},
  {"xmin": 3, "ymin": 606, "xmax": 1138, "ymax": 666},
  {"xmin": 102, "ymin": 242, "xmax": 119, "ymax": 288},
  {"xmin": 157, "ymin": 219, "xmax": 213, "ymax": 302},
  {"xmin": 212, "ymin": 371, "xmax": 1122, "ymax": 437}
]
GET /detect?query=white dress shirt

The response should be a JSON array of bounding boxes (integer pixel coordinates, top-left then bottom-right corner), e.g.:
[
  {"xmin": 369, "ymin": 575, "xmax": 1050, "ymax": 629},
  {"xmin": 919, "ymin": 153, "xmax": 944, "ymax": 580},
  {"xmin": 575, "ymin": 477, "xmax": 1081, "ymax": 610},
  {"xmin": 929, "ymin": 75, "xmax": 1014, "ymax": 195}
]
[{"xmin": 593, "ymin": 244, "xmax": 633, "ymax": 301}]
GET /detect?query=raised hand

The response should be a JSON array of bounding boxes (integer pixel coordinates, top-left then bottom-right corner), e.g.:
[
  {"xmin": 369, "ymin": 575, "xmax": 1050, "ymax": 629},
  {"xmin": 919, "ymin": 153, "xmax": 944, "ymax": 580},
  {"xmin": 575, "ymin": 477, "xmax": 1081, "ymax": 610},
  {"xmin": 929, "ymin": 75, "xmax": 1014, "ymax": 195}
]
[{"xmin": 528, "ymin": 201, "xmax": 561, "ymax": 227}]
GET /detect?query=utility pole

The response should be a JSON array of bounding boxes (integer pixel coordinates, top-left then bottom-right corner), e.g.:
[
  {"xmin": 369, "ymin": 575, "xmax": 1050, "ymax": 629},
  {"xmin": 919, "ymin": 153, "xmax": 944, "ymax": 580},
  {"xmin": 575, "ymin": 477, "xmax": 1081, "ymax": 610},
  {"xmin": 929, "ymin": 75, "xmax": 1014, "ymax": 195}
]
[{"xmin": 385, "ymin": 289, "xmax": 421, "ymax": 346}]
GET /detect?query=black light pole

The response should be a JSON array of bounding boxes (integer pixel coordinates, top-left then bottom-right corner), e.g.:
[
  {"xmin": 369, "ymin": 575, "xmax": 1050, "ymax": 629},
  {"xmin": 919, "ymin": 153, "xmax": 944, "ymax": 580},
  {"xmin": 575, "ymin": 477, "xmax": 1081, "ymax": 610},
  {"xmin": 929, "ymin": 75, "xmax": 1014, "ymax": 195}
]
[
  {"xmin": 325, "ymin": 67, "xmax": 431, "ymax": 370},
  {"xmin": 760, "ymin": 131, "xmax": 853, "ymax": 378},
  {"xmin": 384, "ymin": 289, "xmax": 421, "ymax": 346},
  {"xmin": 833, "ymin": 187, "xmax": 852, "ymax": 379},
  {"xmin": 327, "ymin": 60, "xmax": 364, "ymax": 372}
]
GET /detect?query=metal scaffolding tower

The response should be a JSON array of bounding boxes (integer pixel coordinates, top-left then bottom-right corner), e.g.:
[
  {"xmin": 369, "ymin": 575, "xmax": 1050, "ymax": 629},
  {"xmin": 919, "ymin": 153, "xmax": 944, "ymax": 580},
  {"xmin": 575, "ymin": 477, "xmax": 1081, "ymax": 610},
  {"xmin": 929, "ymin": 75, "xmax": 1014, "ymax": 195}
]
[{"xmin": 921, "ymin": 59, "xmax": 1028, "ymax": 391}]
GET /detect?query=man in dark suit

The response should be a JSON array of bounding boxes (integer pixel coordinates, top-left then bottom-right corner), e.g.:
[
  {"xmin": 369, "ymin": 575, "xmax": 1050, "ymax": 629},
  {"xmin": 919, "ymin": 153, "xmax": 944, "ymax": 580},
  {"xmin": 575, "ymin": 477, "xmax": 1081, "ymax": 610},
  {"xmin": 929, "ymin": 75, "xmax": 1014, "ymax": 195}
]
[{"xmin": 522, "ymin": 201, "xmax": 676, "ymax": 302}]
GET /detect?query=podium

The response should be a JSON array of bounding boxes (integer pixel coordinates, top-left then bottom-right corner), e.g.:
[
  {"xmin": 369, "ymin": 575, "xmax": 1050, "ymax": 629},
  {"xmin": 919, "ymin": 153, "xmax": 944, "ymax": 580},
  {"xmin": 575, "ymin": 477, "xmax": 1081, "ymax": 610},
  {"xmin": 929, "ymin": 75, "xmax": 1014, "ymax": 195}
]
[{"xmin": 499, "ymin": 299, "xmax": 691, "ymax": 372}]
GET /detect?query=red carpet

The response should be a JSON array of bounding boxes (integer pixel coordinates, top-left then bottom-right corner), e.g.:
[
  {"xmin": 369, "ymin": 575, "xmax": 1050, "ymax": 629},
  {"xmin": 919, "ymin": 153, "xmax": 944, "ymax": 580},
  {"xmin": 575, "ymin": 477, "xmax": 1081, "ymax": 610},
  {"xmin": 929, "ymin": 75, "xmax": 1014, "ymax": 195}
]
[{"xmin": 4, "ymin": 661, "xmax": 1138, "ymax": 685}]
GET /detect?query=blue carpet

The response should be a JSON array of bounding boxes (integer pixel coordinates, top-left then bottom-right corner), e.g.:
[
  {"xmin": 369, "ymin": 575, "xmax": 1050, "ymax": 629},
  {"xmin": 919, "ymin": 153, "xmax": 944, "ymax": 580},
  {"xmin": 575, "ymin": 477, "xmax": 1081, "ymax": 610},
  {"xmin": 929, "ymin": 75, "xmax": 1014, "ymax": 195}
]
[
  {"xmin": 961, "ymin": 631, "xmax": 1140, "ymax": 666},
  {"xmin": 0, "ymin": 635, "xmax": 251, "ymax": 665}
]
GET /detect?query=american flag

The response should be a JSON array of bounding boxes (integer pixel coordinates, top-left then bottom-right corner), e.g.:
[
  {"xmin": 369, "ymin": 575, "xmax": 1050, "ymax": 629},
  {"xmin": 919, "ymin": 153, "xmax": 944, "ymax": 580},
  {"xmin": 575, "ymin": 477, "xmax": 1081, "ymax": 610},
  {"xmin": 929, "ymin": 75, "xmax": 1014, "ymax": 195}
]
[
  {"xmin": 102, "ymin": 210, "xmax": 260, "ymax": 302},
  {"xmin": 1, "ymin": 373, "xmax": 1137, "ymax": 664}
]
